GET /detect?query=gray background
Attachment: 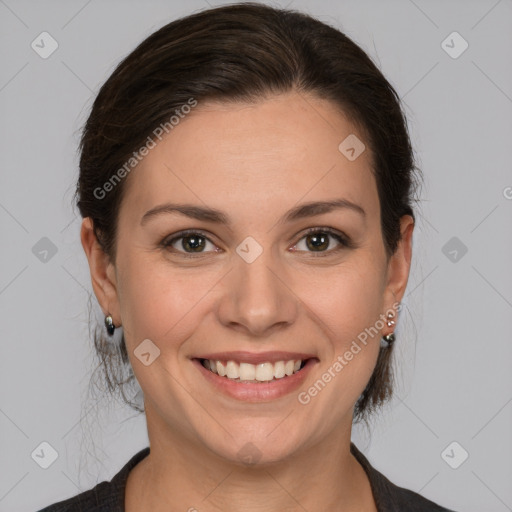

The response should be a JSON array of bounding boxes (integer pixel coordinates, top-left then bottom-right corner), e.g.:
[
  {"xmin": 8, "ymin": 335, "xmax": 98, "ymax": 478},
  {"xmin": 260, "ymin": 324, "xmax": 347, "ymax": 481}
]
[{"xmin": 1, "ymin": 0, "xmax": 511, "ymax": 511}]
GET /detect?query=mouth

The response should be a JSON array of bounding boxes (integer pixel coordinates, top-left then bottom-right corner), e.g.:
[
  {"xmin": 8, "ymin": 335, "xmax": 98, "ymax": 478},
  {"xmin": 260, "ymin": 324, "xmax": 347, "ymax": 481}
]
[
  {"xmin": 191, "ymin": 352, "xmax": 318, "ymax": 402},
  {"xmin": 197, "ymin": 357, "xmax": 308, "ymax": 383}
]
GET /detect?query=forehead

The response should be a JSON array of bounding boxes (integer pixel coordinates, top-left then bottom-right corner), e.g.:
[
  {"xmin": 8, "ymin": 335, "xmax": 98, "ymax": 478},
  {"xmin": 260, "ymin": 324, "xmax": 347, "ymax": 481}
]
[{"xmin": 120, "ymin": 91, "xmax": 379, "ymax": 225}]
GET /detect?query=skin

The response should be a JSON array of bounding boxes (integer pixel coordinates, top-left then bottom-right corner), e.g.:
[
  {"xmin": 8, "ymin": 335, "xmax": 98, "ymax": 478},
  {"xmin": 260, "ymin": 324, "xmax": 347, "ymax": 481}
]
[{"xmin": 81, "ymin": 90, "xmax": 414, "ymax": 512}]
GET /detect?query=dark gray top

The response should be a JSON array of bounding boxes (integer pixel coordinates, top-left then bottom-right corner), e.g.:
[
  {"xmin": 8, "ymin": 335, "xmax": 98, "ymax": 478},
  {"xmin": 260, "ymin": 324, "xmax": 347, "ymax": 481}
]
[{"xmin": 37, "ymin": 442, "xmax": 457, "ymax": 511}]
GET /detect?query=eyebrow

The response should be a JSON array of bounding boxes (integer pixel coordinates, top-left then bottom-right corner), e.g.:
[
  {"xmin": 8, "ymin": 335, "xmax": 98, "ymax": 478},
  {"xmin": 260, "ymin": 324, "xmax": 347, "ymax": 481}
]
[{"xmin": 140, "ymin": 198, "xmax": 366, "ymax": 227}]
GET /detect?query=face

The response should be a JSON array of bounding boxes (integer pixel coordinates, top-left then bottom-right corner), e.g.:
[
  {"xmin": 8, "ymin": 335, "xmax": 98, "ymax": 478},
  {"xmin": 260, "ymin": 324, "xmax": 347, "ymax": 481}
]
[{"xmin": 82, "ymin": 91, "xmax": 413, "ymax": 465}]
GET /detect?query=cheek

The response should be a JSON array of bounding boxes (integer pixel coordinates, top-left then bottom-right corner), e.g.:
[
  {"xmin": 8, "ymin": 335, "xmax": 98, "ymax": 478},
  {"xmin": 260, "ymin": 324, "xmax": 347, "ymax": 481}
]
[
  {"xmin": 116, "ymin": 251, "xmax": 220, "ymax": 349},
  {"xmin": 115, "ymin": 252, "xmax": 177, "ymax": 342},
  {"xmin": 300, "ymin": 259, "xmax": 386, "ymax": 344}
]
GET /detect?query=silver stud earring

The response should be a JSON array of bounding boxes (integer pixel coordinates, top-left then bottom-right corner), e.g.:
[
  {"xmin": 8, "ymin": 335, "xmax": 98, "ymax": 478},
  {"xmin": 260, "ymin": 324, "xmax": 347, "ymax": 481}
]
[
  {"xmin": 382, "ymin": 311, "xmax": 396, "ymax": 346},
  {"xmin": 105, "ymin": 314, "xmax": 115, "ymax": 336},
  {"xmin": 386, "ymin": 311, "xmax": 396, "ymax": 327}
]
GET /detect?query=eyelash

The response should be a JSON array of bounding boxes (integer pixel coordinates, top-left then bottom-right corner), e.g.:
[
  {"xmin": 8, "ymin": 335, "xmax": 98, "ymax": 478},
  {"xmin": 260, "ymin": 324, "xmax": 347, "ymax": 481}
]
[{"xmin": 160, "ymin": 227, "xmax": 354, "ymax": 259}]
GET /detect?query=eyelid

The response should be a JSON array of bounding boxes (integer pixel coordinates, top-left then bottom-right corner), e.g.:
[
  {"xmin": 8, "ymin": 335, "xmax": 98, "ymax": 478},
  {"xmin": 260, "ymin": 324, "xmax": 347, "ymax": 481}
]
[{"xmin": 296, "ymin": 226, "xmax": 349, "ymax": 241}]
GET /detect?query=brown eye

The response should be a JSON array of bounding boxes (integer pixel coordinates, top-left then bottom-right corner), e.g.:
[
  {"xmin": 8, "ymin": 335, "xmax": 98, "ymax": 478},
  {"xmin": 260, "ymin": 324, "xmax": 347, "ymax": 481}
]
[
  {"xmin": 162, "ymin": 231, "xmax": 217, "ymax": 254},
  {"xmin": 179, "ymin": 234, "xmax": 207, "ymax": 252},
  {"xmin": 305, "ymin": 232, "xmax": 330, "ymax": 251},
  {"xmin": 293, "ymin": 228, "xmax": 350, "ymax": 254}
]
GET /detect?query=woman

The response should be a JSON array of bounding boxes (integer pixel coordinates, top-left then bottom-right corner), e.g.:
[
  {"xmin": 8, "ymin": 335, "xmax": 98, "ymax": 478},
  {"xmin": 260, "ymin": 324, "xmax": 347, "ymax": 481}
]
[{"xmin": 39, "ymin": 3, "xmax": 456, "ymax": 511}]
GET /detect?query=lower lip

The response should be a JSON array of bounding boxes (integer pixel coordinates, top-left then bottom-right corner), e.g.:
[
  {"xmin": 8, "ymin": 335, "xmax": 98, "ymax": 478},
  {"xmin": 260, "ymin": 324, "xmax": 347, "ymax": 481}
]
[{"xmin": 192, "ymin": 358, "xmax": 317, "ymax": 402}]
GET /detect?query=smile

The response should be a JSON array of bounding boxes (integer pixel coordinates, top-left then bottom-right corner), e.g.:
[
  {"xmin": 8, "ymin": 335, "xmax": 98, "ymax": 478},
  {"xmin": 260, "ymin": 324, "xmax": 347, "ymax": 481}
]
[
  {"xmin": 201, "ymin": 358, "xmax": 306, "ymax": 383},
  {"xmin": 192, "ymin": 352, "xmax": 318, "ymax": 402}
]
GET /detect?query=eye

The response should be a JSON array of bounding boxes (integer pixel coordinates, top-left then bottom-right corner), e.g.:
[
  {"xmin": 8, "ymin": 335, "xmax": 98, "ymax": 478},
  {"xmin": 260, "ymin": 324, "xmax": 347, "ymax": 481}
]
[
  {"xmin": 291, "ymin": 227, "xmax": 352, "ymax": 255},
  {"xmin": 161, "ymin": 230, "xmax": 219, "ymax": 256},
  {"xmin": 160, "ymin": 227, "xmax": 353, "ymax": 258}
]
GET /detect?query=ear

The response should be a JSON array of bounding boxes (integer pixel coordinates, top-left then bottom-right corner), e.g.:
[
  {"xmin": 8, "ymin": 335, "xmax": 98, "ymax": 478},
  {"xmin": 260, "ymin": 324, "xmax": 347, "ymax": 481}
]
[
  {"xmin": 383, "ymin": 215, "xmax": 414, "ymax": 311},
  {"xmin": 80, "ymin": 217, "xmax": 121, "ymax": 327}
]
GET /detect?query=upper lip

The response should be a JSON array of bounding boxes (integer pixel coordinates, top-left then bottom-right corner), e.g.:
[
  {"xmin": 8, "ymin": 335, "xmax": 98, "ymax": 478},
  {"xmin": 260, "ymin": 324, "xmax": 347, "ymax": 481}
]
[{"xmin": 193, "ymin": 351, "xmax": 317, "ymax": 365}]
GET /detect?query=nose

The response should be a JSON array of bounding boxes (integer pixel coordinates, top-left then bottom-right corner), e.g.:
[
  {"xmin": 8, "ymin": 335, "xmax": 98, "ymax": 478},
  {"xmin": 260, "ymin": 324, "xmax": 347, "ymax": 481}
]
[{"xmin": 216, "ymin": 247, "xmax": 298, "ymax": 337}]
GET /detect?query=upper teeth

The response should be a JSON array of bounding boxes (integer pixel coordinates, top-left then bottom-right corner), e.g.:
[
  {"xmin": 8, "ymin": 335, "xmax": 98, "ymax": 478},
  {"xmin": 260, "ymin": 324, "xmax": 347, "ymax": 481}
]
[{"xmin": 202, "ymin": 359, "xmax": 303, "ymax": 382}]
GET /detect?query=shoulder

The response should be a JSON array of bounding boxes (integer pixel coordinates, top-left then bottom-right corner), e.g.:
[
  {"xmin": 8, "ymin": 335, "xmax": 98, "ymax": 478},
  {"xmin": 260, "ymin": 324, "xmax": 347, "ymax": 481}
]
[
  {"xmin": 36, "ymin": 447, "xmax": 150, "ymax": 512},
  {"xmin": 350, "ymin": 442, "xmax": 457, "ymax": 512},
  {"xmin": 36, "ymin": 480, "xmax": 115, "ymax": 512}
]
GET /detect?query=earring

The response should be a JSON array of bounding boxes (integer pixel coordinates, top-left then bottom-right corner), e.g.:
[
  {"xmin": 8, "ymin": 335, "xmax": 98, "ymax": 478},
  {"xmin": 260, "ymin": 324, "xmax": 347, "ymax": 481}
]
[
  {"xmin": 382, "ymin": 311, "xmax": 396, "ymax": 346},
  {"xmin": 382, "ymin": 332, "xmax": 395, "ymax": 345},
  {"xmin": 105, "ymin": 314, "xmax": 115, "ymax": 336}
]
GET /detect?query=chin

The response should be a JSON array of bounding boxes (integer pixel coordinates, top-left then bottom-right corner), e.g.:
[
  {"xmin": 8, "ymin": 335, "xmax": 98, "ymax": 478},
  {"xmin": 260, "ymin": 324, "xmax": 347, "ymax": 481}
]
[{"xmin": 199, "ymin": 426, "xmax": 305, "ymax": 467}]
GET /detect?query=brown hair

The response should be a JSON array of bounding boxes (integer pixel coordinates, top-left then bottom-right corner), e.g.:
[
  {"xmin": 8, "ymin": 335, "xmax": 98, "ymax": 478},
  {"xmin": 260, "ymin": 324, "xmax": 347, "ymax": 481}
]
[{"xmin": 75, "ymin": 2, "xmax": 420, "ymax": 424}]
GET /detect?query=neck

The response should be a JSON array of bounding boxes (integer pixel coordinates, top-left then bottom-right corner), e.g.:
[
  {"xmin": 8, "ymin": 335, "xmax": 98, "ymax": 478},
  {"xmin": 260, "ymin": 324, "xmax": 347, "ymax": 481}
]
[{"xmin": 126, "ymin": 406, "xmax": 376, "ymax": 512}]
